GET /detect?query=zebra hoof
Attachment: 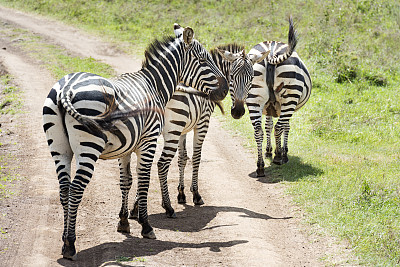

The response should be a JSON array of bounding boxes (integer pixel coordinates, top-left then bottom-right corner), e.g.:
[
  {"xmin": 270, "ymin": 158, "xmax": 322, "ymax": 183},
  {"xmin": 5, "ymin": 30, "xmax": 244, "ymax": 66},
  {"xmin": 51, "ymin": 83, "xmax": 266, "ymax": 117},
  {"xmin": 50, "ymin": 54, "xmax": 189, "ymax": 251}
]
[
  {"xmin": 177, "ymin": 193, "xmax": 186, "ymax": 204},
  {"xmin": 142, "ymin": 230, "xmax": 156, "ymax": 239},
  {"xmin": 117, "ymin": 220, "xmax": 130, "ymax": 233},
  {"xmin": 194, "ymin": 198, "xmax": 204, "ymax": 205},
  {"xmin": 256, "ymin": 167, "xmax": 265, "ymax": 177},
  {"xmin": 163, "ymin": 204, "xmax": 176, "ymax": 218},
  {"xmin": 282, "ymin": 154, "xmax": 289, "ymax": 164},
  {"xmin": 62, "ymin": 239, "xmax": 77, "ymax": 261},
  {"xmin": 265, "ymin": 151, "xmax": 273, "ymax": 158},
  {"xmin": 141, "ymin": 221, "xmax": 156, "ymax": 239},
  {"xmin": 273, "ymin": 154, "xmax": 283, "ymax": 165},
  {"xmin": 167, "ymin": 211, "xmax": 177, "ymax": 218},
  {"xmin": 193, "ymin": 191, "xmax": 204, "ymax": 205}
]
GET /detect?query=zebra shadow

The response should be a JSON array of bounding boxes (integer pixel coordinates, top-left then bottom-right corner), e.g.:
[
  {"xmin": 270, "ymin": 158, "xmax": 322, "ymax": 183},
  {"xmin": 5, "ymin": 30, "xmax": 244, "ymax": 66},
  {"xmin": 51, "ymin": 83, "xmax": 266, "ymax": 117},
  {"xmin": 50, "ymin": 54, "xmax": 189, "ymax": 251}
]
[
  {"xmin": 248, "ymin": 155, "xmax": 324, "ymax": 183},
  {"xmin": 148, "ymin": 204, "xmax": 291, "ymax": 232},
  {"xmin": 57, "ymin": 235, "xmax": 247, "ymax": 267}
]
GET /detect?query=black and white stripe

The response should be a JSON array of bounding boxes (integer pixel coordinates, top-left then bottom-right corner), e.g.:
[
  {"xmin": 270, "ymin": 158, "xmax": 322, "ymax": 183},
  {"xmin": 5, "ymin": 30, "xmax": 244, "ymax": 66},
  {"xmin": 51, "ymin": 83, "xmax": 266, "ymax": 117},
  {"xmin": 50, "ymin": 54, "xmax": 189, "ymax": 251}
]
[
  {"xmin": 42, "ymin": 24, "xmax": 228, "ymax": 260},
  {"xmin": 246, "ymin": 17, "xmax": 312, "ymax": 176},
  {"xmin": 141, "ymin": 44, "xmax": 267, "ymax": 218}
]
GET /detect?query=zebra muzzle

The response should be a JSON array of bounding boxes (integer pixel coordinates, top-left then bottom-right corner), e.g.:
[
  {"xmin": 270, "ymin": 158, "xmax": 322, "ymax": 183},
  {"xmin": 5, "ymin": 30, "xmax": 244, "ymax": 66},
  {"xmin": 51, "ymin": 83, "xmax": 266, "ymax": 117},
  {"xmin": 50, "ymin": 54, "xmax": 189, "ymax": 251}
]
[{"xmin": 231, "ymin": 100, "xmax": 245, "ymax": 119}]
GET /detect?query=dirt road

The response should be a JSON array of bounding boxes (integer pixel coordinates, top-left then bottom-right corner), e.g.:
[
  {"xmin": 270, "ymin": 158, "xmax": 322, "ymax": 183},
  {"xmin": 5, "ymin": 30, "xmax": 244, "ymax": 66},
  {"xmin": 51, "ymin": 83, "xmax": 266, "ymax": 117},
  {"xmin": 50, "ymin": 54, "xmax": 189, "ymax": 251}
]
[{"xmin": 0, "ymin": 6, "xmax": 350, "ymax": 267}]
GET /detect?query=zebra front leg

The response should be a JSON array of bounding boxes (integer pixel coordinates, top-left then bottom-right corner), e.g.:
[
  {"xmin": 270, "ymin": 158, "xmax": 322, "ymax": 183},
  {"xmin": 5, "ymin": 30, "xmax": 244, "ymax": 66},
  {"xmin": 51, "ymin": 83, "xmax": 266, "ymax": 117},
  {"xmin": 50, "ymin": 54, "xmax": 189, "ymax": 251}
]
[
  {"xmin": 157, "ymin": 141, "xmax": 179, "ymax": 218},
  {"xmin": 117, "ymin": 154, "xmax": 133, "ymax": 233},
  {"xmin": 177, "ymin": 134, "xmax": 188, "ymax": 204},
  {"xmin": 265, "ymin": 116, "xmax": 274, "ymax": 158},
  {"xmin": 190, "ymin": 127, "xmax": 208, "ymax": 205},
  {"xmin": 251, "ymin": 117, "xmax": 265, "ymax": 177},
  {"xmin": 135, "ymin": 144, "xmax": 157, "ymax": 239}
]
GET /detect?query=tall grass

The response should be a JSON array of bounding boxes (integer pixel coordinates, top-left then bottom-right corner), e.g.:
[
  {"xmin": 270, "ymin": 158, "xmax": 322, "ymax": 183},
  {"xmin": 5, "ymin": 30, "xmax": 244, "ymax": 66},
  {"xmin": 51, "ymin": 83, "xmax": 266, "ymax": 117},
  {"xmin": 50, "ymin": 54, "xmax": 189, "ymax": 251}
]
[{"xmin": 0, "ymin": 0, "xmax": 399, "ymax": 265}]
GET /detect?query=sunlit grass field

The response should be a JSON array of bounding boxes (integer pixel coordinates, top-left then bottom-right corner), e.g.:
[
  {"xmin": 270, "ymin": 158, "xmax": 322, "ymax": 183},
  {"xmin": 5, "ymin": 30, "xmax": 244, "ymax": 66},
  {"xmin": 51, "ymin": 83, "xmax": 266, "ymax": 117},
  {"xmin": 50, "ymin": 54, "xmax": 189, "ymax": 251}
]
[{"xmin": 0, "ymin": 0, "xmax": 399, "ymax": 265}]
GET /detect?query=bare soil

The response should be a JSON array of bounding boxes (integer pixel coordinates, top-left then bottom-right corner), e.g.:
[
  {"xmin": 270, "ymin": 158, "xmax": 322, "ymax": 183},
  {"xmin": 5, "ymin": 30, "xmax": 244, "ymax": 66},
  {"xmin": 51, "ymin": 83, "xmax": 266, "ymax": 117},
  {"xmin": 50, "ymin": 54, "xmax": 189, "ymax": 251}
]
[{"xmin": 0, "ymin": 6, "xmax": 354, "ymax": 267}]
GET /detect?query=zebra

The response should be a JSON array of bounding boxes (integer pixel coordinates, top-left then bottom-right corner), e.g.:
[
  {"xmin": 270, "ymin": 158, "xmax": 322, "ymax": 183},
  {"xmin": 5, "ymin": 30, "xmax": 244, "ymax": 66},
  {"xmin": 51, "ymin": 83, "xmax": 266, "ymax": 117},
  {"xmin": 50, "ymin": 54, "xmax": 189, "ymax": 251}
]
[
  {"xmin": 246, "ymin": 17, "xmax": 312, "ymax": 177},
  {"xmin": 42, "ymin": 24, "xmax": 228, "ymax": 260},
  {"xmin": 129, "ymin": 44, "xmax": 268, "ymax": 219}
]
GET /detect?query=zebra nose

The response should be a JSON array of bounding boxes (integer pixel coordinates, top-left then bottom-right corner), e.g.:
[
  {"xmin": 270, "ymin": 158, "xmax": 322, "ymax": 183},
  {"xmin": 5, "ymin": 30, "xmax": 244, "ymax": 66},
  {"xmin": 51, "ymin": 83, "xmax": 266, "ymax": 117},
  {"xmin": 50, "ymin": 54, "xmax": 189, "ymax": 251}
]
[
  {"xmin": 231, "ymin": 101, "xmax": 245, "ymax": 119},
  {"xmin": 210, "ymin": 76, "xmax": 228, "ymax": 102}
]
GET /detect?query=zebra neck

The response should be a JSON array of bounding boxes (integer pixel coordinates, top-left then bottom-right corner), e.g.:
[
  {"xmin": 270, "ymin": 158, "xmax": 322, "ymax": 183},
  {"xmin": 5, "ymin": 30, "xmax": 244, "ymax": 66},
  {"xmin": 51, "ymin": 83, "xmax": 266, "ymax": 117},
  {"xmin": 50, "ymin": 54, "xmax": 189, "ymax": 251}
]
[{"xmin": 140, "ymin": 42, "xmax": 184, "ymax": 108}]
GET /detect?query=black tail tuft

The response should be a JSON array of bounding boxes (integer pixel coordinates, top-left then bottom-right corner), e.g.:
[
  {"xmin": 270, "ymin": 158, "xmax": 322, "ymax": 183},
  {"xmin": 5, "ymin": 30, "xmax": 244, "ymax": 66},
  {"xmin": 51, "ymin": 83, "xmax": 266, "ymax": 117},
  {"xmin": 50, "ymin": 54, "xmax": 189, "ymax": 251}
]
[{"xmin": 288, "ymin": 16, "xmax": 298, "ymax": 53}]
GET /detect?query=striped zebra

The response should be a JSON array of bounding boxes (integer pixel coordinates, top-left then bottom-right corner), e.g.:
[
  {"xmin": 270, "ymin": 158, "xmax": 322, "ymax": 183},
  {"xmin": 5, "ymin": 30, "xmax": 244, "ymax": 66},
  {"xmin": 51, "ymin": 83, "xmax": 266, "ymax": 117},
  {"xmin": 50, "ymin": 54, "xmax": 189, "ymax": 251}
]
[
  {"xmin": 132, "ymin": 44, "xmax": 268, "ymax": 218},
  {"xmin": 42, "ymin": 24, "xmax": 228, "ymax": 260},
  {"xmin": 247, "ymin": 17, "xmax": 312, "ymax": 177}
]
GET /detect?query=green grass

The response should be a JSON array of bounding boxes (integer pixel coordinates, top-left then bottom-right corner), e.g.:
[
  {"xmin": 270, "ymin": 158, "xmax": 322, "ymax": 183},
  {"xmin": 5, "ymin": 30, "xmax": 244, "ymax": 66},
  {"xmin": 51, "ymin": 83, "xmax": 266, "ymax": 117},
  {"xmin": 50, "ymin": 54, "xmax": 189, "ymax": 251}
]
[
  {"xmin": 0, "ymin": 0, "xmax": 399, "ymax": 265},
  {"xmin": 0, "ymin": 74, "xmax": 21, "ymax": 115}
]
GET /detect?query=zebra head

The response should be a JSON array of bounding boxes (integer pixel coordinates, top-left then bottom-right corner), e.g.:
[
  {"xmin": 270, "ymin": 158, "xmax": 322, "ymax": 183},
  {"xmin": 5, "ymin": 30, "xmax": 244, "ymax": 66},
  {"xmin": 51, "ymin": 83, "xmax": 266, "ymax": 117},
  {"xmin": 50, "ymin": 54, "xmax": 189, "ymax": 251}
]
[
  {"xmin": 174, "ymin": 24, "xmax": 228, "ymax": 102},
  {"xmin": 217, "ymin": 48, "xmax": 268, "ymax": 119}
]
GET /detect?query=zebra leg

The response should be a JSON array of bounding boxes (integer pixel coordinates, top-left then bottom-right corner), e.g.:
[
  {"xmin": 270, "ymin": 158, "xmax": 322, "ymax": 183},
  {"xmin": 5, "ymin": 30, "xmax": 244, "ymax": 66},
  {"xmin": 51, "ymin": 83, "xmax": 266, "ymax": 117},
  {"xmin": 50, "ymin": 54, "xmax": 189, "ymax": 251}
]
[
  {"xmin": 190, "ymin": 126, "xmax": 208, "ymax": 205},
  {"xmin": 46, "ymin": 137, "xmax": 73, "ymax": 255},
  {"xmin": 62, "ymin": 155, "xmax": 99, "ymax": 260},
  {"xmin": 129, "ymin": 191, "xmax": 139, "ymax": 220},
  {"xmin": 117, "ymin": 154, "xmax": 133, "ymax": 233},
  {"xmin": 281, "ymin": 120, "xmax": 291, "ymax": 164},
  {"xmin": 135, "ymin": 141, "xmax": 157, "ymax": 239},
  {"xmin": 251, "ymin": 115, "xmax": 265, "ymax": 177},
  {"xmin": 273, "ymin": 120, "xmax": 283, "ymax": 165},
  {"xmin": 273, "ymin": 115, "xmax": 291, "ymax": 165},
  {"xmin": 265, "ymin": 116, "xmax": 274, "ymax": 158},
  {"xmin": 177, "ymin": 134, "xmax": 188, "ymax": 204},
  {"xmin": 157, "ymin": 137, "xmax": 179, "ymax": 218}
]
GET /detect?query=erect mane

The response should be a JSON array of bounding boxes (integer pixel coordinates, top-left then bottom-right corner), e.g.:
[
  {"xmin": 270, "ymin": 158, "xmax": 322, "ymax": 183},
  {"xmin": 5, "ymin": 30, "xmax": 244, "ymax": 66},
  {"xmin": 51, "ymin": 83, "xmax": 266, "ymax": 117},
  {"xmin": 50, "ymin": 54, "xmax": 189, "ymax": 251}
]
[
  {"xmin": 210, "ymin": 43, "xmax": 245, "ymax": 56},
  {"xmin": 142, "ymin": 35, "xmax": 178, "ymax": 68}
]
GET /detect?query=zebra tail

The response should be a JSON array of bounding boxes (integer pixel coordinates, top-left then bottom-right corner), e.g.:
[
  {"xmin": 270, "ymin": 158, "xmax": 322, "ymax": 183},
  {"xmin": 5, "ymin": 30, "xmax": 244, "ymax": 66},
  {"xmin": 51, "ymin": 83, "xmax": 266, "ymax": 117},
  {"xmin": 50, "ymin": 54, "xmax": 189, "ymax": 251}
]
[
  {"xmin": 60, "ymin": 90, "xmax": 105, "ymax": 133},
  {"xmin": 267, "ymin": 16, "xmax": 298, "ymax": 65},
  {"xmin": 215, "ymin": 101, "xmax": 225, "ymax": 115}
]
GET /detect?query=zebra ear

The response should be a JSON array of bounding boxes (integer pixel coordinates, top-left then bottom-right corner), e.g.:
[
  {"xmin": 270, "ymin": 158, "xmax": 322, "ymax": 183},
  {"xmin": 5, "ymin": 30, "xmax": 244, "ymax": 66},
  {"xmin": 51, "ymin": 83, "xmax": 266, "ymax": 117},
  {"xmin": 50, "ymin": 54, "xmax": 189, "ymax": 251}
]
[
  {"xmin": 248, "ymin": 51, "xmax": 269, "ymax": 65},
  {"xmin": 217, "ymin": 49, "xmax": 241, "ymax": 62},
  {"xmin": 183, "ymin": 27, "xmax": 194, "ymax": 46},
  {"xmin": 174, "ymin": 23, "xmax": 184, "ymax": 39}
]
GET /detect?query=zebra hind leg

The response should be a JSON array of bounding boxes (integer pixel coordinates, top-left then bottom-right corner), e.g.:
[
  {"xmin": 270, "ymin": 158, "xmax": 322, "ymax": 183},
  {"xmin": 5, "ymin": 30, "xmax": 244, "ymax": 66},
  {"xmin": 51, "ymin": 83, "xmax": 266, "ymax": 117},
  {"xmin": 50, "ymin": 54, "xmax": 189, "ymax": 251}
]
[
  {"xmin": 177, "ymin": 135, "xmax": 188, "ymax": 204},
  {"xmin": 129, "ymin": 194, "xmax": 139, "ymax": 220},
  {"xmin": 264, "ymin": 116, "xmax": 274, "ymax": 158},
  {"xmin": 273, "ymin": 119, "xmax": 290, "ymax": 165},
  {"xmin": 117, "ymin": 154, "xmax": 133, "ymax": 233}
]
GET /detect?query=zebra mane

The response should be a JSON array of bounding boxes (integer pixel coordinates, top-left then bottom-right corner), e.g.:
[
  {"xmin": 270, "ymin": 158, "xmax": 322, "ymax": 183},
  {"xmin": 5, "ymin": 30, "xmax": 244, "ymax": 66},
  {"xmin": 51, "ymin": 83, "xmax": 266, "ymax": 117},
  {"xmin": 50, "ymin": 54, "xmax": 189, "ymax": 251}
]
[
  {"xmin": 210, "ymin": 43, "xmax": 245, "ymax": 56},
  {"xmin": 142, "ymin": 35, "xmax": 178, "ymax": 68}
]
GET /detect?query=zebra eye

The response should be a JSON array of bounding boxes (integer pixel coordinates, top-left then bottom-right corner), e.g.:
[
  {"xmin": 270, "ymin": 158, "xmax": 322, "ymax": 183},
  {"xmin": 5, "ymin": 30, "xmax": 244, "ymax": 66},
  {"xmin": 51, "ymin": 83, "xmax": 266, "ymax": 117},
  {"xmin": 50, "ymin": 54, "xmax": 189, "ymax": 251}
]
[{"xmin": 199, "ymin": 57, "xmax": 207, "ymax": 63}]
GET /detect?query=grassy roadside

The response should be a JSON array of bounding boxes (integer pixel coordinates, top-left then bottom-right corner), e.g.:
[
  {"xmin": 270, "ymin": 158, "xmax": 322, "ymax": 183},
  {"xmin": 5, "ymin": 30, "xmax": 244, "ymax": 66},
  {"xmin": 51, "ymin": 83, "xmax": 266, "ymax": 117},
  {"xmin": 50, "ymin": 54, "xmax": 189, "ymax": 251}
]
[
  {"xmin": 0, "ymin": 66, "xmax": 21, "ymax": 199},
  {"xmin": 0, "ymin": 0, "xmax": 399, "ymax": 265}
]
